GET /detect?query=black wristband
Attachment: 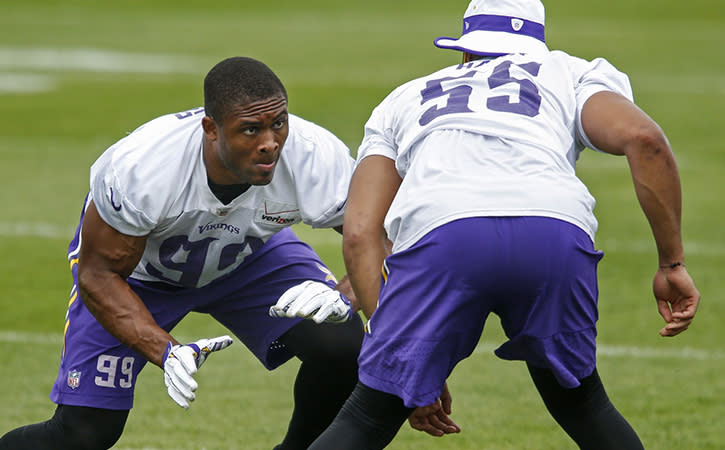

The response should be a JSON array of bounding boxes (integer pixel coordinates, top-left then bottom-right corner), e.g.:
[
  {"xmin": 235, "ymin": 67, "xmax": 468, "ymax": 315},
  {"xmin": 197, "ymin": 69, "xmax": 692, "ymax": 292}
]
[{"xmin": 660, "ymin": 261, "xmax": 684, "ymax": 269}]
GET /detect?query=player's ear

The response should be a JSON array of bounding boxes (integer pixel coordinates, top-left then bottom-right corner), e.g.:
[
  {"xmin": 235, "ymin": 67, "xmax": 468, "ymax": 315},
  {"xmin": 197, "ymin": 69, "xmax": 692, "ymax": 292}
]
[{"xmin": 201, "ymin": 116, "xmax": 218, "ymax": 141}]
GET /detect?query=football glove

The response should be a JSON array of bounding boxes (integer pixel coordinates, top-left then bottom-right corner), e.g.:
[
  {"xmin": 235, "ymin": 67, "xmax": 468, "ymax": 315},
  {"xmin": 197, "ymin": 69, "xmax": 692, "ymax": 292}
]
[
  {"xmin": 269, "ymin": 280, "xmax": 353, "ymax": 324},
  {"xmin": 162, "ymin": 335, "xmax": 233, "ymax": 409}
]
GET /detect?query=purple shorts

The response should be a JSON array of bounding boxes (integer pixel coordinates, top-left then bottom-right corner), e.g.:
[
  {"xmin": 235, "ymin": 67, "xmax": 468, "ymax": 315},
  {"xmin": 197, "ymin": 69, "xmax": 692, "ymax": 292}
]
[
  {"xmin": 358, "ymin": 217, "xmax": 603, "ymax": 408},
  {"xmin": 51, "ymin": 226, "xmax": 338, "ymax": 410}
]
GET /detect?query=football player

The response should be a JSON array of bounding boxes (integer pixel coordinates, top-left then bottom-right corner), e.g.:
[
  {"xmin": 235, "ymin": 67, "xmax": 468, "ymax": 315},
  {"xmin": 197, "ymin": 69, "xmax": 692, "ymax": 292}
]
[
  {"xmin": 309, "ymin": 0, "xmax": 700, "ymax": 449},
  {"xmin": 0, "ymin": 56, "xmax": 363, "ymax": 450}
]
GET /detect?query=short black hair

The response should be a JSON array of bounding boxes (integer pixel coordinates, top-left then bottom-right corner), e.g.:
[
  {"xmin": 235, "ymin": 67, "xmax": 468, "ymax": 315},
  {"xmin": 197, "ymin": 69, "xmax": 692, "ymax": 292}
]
[{"xmin": 203, "ymin": 57, "xmax": 287, "ymax": 124}]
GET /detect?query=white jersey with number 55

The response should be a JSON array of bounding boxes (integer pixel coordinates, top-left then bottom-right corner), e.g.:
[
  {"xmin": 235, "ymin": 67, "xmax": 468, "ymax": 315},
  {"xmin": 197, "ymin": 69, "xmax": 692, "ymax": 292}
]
[{"xmin": 357, "ymin": 50, "xmax": 633, "ymax": 252}]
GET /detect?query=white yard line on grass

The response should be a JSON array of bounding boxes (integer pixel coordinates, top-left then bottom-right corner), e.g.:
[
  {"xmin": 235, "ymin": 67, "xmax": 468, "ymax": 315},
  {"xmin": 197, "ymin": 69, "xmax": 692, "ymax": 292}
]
[
  {"xmin": 0, "ymin": 73, "xmax": 56, "ymax": 93},
  {"xmin": 0, "ymin": 47, "xmax": 202, "ymax": 74},
  {"xmin": 0, "ymin": 221, "xmax": 75, "ymax": 239},
  {"xmin": 1, "ymin": 330, "xmax": 722, "ymax": 361},
  {"xmin": 0, "ymin": 47, "xmax": 204, "ymax": 94}
]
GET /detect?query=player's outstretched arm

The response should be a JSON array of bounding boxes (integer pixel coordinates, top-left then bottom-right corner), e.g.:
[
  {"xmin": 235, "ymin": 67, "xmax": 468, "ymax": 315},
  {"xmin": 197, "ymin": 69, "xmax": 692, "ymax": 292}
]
[
  {"xmin": 581, "ymin": 91, "xmax": 700, "ymax": 335},
  {"xmin": 77, "ymin": 200, "xmax": 178, "ymax": 366},
  {"xmin": 342, "ymin": 155, "xmax": 401, "ymax": 319},
  {"xmin": 342, "ymin": 155, "xmax": 460, "ymax": 435}
]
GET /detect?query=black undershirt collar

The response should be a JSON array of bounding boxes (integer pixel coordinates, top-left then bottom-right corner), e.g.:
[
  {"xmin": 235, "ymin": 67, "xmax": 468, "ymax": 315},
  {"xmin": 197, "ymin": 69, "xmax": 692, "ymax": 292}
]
[{"xmin": 207, "ymin": 178, "xmax": 251, "ymax": 205}]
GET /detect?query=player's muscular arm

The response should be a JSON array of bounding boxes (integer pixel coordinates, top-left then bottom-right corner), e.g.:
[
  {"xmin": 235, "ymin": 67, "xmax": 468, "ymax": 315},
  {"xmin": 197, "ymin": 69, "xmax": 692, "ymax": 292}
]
[
  {"xmin": 342, "ymin": 155, "xmax": 401, "ymax": 319},
  {"xmin": 582, "ymin": 91, "xmax": 683, "ymax": 266},
  {"xmin": 77, "ymin": 200, "xmax": 177, "ymax": 367},
  {"xmin": 582, "ymin": 91, "xmax": 700, "ymax": 336}
]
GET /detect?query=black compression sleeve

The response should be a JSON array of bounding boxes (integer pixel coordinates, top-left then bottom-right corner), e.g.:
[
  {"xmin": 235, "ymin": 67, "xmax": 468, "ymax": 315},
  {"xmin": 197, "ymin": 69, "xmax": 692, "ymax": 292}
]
[
  {"xmin": 274, "ymin": 316, "xmax": 364, "ymax": 450},
  {"xmin": 0, "ymin": 404, "xmax": 128, "ymax": 450},
  {"xmin": 308, "ymin": 382, "xmax": 413, "ymax": 450},
  {"xmin": 527, "ymin": 364, "xmax": 644, "ymax": 450}
]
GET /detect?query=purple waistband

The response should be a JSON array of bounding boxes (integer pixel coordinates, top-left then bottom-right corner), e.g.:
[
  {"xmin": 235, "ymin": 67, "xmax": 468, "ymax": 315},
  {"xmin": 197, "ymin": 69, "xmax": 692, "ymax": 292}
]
[{"xmin": 463, "ymin": 14, "xmax": 545, "ymax": 42}]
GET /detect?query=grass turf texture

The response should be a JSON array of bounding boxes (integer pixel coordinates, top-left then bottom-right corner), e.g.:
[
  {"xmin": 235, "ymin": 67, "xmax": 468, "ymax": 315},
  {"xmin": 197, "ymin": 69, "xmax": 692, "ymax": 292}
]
[{"xmin": 1, "ymin": 0, "xmax": 723, "ymax": 448}]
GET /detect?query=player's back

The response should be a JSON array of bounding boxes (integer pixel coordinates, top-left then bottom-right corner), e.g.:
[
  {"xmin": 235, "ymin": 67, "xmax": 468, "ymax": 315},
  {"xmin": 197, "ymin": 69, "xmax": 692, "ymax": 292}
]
[
  {"xmin": 370, "ymin": 50, "xmax": 631, "ymax": 169},
  {"xmin": 360, "ymin": 50, "xmax": 632, "ymax": 251}
]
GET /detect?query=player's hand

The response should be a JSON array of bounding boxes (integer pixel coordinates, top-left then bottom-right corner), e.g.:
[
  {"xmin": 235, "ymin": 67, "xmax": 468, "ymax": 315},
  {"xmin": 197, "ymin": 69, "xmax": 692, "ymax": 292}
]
[
  {"xmin": 162, "ymin": 335, "xmax": 233, "ymax": 409},
  {"xmin": 408, "ymin": 383, "xmax": 461, "ymax": 437},
  {"xmin": 269, "ymin": 280, "xmax": 353, "ymax": 324},
  {"xmin": 653, "ymin": 264, "xmax": 700, "ymax": 337}
]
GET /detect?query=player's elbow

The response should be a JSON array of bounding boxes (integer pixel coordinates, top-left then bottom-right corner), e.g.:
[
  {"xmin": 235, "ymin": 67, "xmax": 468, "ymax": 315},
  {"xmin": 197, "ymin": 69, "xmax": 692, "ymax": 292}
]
[
  {"xmin": 342, "ymin": 226, "xmax": 369, "ymax": 255},
  {"xmin": 76, "ymin": 264, "xmax": 117, "ymax": 311},
  {"xmin": 342, "ymin": 224, "xmax": 383, "ymax": 258},
  {"xmin": 623, "ymin": 123, "xmax": 673, "ymax": 164}
]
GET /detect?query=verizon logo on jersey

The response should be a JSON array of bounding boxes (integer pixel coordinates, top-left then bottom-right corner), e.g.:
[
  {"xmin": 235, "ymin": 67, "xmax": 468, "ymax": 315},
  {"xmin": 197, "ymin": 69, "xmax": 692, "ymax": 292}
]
[
  {"xmin": 261, "ymin": 214, "xmax": 296, "ymax": 225},
  {"xmin": 256, "ymin": 201, "xmax": 301, "ymax": 227}
]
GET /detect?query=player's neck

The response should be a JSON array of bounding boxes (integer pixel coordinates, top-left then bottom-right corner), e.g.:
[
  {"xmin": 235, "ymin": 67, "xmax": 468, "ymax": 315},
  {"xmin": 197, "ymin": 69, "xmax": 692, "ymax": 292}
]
[{"xmin": 207, "ymin": 177, "xmax": 250, "ymax": 205}]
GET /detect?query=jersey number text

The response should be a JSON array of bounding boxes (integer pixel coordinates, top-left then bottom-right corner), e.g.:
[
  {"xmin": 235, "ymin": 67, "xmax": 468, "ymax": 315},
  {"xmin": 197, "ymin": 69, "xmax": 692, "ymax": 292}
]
[{"xmin": 419, "ymin": 60, "xmax": 542, "ymax": 126}]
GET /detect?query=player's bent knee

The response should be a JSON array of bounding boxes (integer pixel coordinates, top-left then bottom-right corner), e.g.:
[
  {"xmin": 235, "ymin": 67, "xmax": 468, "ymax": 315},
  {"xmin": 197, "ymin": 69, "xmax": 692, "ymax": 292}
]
[{"xmin": 281, "ymin": 314, "xmax": 364, "ymax": 365}]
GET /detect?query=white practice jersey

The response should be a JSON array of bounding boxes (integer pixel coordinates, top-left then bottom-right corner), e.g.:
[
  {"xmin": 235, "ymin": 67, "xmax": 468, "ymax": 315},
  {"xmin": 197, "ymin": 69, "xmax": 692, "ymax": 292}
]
[
  {"xmin": 357, "ymin": 50, "xmax": 633, "ymax": 252},
  {"xmin": 88, "ymin": 108, "xmax": 353, "ymax": 287}
]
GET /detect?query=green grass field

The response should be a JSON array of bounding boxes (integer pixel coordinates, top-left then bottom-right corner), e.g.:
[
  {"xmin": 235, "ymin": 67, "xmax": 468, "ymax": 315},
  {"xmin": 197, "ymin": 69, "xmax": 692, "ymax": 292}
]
[{"xmin": 1, "ymin": 0, "xmax": 723, "ymax": 448}]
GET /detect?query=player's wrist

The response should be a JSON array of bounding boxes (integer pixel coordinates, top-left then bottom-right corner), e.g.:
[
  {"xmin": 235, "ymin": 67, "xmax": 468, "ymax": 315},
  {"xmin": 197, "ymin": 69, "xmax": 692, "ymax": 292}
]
[{"xmin": 658, "ymin": 261, "xmax": 685, "ymax": 270}]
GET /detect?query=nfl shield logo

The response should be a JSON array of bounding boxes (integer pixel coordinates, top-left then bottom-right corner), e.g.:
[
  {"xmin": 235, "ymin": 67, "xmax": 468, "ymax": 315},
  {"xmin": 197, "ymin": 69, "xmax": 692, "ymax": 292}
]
[
  {"xmin": 67, "ymin": 369, "xmax": 82, "ymax": 389},
  {"xmin": 511, "ymin": 18, "xmax": 524, "ymax": 31}
]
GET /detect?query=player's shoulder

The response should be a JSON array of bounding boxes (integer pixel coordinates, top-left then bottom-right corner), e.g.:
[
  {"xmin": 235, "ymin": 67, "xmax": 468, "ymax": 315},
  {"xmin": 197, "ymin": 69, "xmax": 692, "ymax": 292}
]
[
  {"xmin": 277, "ymin": 114, "xmax": 353, "ymax": 181},
  {"xmin": 285, "ymin": 113, "xmax": 349, "ymax": 153},
  {"xmin": 383, "ymin": 62, "xmax": 465, "ymax": 103},
  {"xmin": 111, "ymin": 107, "xmax": 202, "ymax": 150},
  {"xmin": 288, "ymin": 113, "xmax": 337, "ymax": 139},
  {"xmin": 92, "ymin": 107, "xmax": 203, "ymax": 196},
  {"xmin": 130, "ymin": 106, "xmax": 199, "ymax": 146},
  {"xmin": 125, "ymin": 107, "xmax": 204, "ymax": 141},
  {"xmin": 544, "ymin": 49, "xmax": 623, "ymax": 75}
]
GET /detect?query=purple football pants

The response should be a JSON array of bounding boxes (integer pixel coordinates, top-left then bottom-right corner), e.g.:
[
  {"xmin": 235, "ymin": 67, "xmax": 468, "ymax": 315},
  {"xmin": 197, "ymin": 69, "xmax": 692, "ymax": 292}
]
[
  {"xmin": 358, "ymin": 216, "xmax": 603, "ymax": 408},
  {"xmin": 51, "ymin": 227, "xmax": 337, "ymax": 410}
]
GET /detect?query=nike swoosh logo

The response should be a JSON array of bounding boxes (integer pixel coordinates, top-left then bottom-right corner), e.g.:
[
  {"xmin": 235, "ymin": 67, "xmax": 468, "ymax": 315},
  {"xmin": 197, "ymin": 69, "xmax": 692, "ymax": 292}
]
[
  {"xmin": 335, "ymin": 199, "xmax": 347, "ymax": 213},
  {"xmin": 109, "ymin": 187, "xmax": 122, "ymax": 211}
]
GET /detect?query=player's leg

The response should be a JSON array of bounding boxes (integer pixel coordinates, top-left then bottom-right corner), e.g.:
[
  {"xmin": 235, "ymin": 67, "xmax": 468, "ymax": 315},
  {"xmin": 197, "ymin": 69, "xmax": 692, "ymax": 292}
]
[
  {"xmin": 273, "ymin": 316, "xmax": 364, "ymax": 450},
  {"xmin": 492, "ymin": 216, "xmax": 643, "ymax": 449},
  {"xmin": 4, "ymin": 203, "xmax": 196, "ymax": 450},
  {"xmin": 2, "ymin": 210, "xmax": 146, "ymax": 449},
  {"xmin": 307, "ymin": 382, "xmax": 413, "ymax": 450},
  {"xmin": 310, "ymin": 219, "xmax": 498, "ymax": 449},
  {"xmin": 0, "ymin": 405, "xmax": 128, "ymax": 450},
  {"xmin": 528, "ymin": 364, "xmax": 643, "ymax": 450},
  {"xmin": 201, "ymin": 228, "xmax": 364, "ymax": 449}
]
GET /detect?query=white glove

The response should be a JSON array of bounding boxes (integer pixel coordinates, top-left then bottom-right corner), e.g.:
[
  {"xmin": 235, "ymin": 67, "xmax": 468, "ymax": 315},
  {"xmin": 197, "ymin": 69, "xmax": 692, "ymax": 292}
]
[
  {"xmin": 269, "ymin": 280, "xmax": 353, "ymax": 324},
  {"xmin": 162, "ymin": 335, "xmax": 233, "ymax": 409}
]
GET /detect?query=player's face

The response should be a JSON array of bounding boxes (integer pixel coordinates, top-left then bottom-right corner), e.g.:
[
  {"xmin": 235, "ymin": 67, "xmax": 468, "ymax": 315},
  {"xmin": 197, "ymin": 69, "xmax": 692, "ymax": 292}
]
[{"xmin": 203, "ymin": 95, "xmax": 289, "ymax": 186}]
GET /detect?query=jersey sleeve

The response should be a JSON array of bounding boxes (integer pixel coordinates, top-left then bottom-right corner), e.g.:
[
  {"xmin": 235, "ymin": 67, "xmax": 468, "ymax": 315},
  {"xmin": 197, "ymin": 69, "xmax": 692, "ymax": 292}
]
[
  {"xmin": 572, "ymin": 57, "xmax": 634, "ymax": 152},
  {"xmin": 89, "ymin": 138, "xmax": 157, "ymax": 236},
  {"xmin": 89, "ymin": 112, "xmax": 201, "ymax": 236},
  {"xmin": 285, "ymin": 116, "xmax": 355, "ymax": 228},
  {"xmin": 356, "ymin": 91, "xmax": 399, "ymax": 164}
]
